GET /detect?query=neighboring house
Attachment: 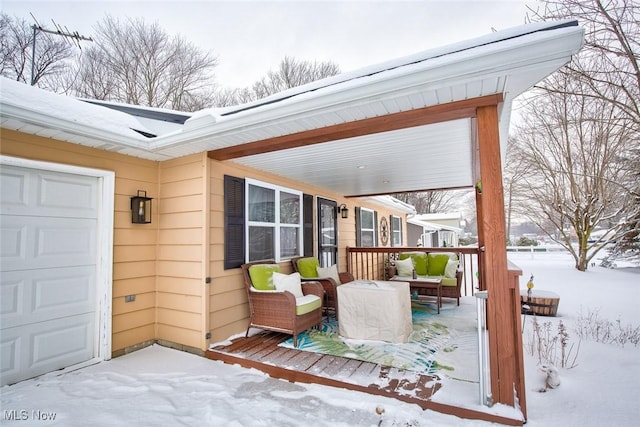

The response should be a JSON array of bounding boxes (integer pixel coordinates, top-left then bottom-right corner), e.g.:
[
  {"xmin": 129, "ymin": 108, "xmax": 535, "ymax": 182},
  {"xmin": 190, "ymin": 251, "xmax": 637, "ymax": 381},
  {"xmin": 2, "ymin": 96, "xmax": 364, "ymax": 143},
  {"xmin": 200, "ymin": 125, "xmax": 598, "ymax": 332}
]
[
  {"xmin": 0, "ymin": 20, "xmax": 584, "ymax": 421},
  {"xmin": 407, "ymin": 213, "xmax": 463, "ymax": 247}
]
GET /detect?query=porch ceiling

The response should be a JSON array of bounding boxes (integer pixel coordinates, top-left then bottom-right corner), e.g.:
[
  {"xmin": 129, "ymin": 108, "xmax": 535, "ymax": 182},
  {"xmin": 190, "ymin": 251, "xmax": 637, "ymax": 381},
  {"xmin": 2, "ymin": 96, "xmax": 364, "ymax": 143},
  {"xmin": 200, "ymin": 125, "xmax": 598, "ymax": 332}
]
[
  {"xmin": 0, "ymin": 20, "xmax": 584, "ymax": 197},
  {"xmin": 230, "ymin": 118, "xmax": 475, "ymax": 197}
]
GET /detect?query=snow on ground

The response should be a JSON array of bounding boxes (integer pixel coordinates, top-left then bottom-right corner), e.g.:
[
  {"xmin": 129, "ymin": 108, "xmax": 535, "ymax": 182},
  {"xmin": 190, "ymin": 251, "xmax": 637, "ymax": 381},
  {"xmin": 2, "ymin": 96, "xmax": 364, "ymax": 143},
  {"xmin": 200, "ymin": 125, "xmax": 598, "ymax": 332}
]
[{"xmin": 1, "ymin": 252, "xmax": 638, "ymax": 426}]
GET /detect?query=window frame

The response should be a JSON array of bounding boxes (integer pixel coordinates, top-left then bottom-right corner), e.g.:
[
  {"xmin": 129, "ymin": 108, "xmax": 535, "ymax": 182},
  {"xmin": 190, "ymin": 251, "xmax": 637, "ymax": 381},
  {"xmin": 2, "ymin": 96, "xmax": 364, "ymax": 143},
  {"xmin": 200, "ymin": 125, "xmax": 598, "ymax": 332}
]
[
  {"xmin": 357, "ymin": 207, "xmax": 377, "ymax": 247},
  {"xmin": 245, "ymin": 178, "xmax": 303, "ymax": 262},
  {"xmin": 390, "ymin": 214, "xmax": 403, "ymax": 247}
]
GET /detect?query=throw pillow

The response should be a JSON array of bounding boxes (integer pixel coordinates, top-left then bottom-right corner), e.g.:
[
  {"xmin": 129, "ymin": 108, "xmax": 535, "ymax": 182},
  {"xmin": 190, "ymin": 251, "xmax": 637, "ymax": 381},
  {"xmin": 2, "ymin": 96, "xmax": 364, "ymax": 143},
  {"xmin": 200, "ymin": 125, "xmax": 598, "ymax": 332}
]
[
  {"xmin": 444, "ymin": 259, "xmax": 458, "ymax": 278},
  {"xmin": 427, "ymin": 254, "xmax": 450, "ymax": 276},
  {"xmin": 296, "ymin": 257, "xmax": 320, "ymax": 278},
  {"xmin": 272, "ymin": 272, "xmax": 304, "ymax": 298},
  {"xmin": 399, "ymin": 252, "xmax": 428, "ymax": 275},
  {"xmin": 395, "ymin": 257, "xmax": 414, "ymax": 277},
  {"xmin": 248, "ymin": 264, "xmax": 280, "ymax": 290},
  {"xmin": 317, "ymin": 264, "xmax": 342, "ymax": 284}
]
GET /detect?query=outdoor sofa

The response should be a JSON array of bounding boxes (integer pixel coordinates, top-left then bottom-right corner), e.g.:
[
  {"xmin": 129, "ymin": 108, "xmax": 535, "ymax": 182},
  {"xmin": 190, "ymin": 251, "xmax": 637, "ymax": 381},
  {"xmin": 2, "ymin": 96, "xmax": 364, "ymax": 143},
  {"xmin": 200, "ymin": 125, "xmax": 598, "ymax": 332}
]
[{"xmin": 388, "ymin": 251, "xmax": 463, "ymax": 305}]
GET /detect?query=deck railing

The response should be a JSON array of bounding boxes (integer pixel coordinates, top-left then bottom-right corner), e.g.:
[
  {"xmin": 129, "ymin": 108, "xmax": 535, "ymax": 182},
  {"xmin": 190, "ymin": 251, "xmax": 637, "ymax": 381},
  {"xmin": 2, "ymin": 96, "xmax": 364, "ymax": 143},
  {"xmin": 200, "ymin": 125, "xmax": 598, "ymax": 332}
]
[{"xmin": 345, "ymin": 246, "xmax": 482, "ymax": 297}]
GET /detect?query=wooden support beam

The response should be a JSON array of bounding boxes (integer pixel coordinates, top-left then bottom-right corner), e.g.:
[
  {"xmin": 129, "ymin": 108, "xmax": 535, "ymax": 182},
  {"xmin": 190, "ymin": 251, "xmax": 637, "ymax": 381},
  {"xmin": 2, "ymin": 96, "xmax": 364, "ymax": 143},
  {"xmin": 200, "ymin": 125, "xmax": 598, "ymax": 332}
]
[
  {"xmin": 208, "ymin": 94, "xmax": 503, "ymax": 161},
  {"xmin": 475, "ymin": 104, "xmax": 526, "ymax": 415}
]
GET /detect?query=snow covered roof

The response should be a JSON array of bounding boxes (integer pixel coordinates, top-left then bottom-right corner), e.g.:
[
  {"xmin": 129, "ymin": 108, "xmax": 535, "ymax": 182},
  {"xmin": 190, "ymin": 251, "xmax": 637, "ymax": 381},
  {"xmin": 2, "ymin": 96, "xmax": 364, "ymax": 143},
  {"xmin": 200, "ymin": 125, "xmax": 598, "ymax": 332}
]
[
  {"xmin": 412, "ymin": 212, "xmax": 464, "ymax": 222},
  {"xmin": 407, "ymin": 216, "xmax": 462, "ymax": 233},
  {"xmin": 0, "ymin": 20, "xmax": 584, "ymax": 195},
  {"xmin": 362, "ymin": 195, "xmax": 417, "ymax": 214}
]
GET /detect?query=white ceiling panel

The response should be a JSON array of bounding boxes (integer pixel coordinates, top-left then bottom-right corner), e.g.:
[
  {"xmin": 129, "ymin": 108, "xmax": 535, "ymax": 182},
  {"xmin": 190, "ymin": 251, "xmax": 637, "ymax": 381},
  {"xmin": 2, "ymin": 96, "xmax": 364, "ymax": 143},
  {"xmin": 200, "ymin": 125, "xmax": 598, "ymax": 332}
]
[{"xmin": 232, "ymin": 119, "xmax": 473, "ymax": 196}]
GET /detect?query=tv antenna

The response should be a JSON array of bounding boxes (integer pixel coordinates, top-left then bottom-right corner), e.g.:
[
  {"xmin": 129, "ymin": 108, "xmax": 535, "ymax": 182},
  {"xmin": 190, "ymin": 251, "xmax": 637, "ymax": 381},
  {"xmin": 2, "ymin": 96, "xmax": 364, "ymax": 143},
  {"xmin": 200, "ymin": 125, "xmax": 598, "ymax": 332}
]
[{"xmin": 29, "ymin": 13, "xmax": 93, "ymax": 85}]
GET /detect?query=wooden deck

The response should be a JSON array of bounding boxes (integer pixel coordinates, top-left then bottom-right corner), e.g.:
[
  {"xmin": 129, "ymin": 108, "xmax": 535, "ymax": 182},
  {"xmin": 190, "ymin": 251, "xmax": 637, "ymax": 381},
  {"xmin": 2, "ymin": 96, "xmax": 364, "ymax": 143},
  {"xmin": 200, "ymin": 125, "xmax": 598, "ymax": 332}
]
[{"xmin": 205, "ymin": 331, "xmax": 523, "ymax": 425}]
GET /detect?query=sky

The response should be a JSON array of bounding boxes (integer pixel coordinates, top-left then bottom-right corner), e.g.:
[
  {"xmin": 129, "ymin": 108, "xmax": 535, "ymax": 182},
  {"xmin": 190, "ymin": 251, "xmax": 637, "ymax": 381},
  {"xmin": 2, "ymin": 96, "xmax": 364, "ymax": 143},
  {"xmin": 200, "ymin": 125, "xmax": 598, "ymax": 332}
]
[
  {"xmin": 1, "ymin": 0, "xmax": 533, "ymax": 89},
  {"xmin": 2, "ymin": 252, "xmax": 639, "ymax": 426}
]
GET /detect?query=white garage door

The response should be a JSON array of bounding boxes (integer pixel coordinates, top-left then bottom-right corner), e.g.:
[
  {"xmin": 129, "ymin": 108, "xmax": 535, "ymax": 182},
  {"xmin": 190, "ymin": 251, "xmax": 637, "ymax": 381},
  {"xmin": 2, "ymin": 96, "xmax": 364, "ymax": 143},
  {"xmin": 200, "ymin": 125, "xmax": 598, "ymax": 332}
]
[{"xmin": 1, "ymin": 165, "xmax": 100, "ymax": 386}]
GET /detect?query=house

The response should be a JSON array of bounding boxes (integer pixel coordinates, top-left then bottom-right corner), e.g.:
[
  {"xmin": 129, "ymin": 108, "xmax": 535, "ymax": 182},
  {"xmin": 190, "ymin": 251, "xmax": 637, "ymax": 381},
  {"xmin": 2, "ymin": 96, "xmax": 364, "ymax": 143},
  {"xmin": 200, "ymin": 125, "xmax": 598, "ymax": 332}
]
[
  {"xmin": 0, "ymin": 19, "xmax": 584, "ymax": 422},
  {"xmin": 408, "ymin": 213, "xmax": 464, "ymax": 247}
]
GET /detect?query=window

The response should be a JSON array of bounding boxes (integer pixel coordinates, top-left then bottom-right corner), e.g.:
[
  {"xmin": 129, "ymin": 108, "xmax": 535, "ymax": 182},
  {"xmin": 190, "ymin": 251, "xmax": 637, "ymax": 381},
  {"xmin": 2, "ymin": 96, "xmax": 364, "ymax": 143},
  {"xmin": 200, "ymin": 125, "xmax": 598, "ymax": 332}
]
[
  {"xmin": 356, "ymin": 207, "xmax": 377, "ymax": 247},
  {"xmin": 246, "ymin": 179, "xmax": 302, "ymax": 262},
  {"xmin": 391, "ymin": 215, "xmax": 403, "ymax": 246}
]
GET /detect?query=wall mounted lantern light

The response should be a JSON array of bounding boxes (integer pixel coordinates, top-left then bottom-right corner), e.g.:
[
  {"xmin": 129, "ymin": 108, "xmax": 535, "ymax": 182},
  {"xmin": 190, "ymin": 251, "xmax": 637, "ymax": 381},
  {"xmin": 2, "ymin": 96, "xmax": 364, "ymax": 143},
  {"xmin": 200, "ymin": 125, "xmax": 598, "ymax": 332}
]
[
  {"xmin": 338, "ymin": 204, "xmax": 349, "ymax": 219},
  {"xmin": 131, "ymin": 190, "xmax": 153, "ymax": 224}
]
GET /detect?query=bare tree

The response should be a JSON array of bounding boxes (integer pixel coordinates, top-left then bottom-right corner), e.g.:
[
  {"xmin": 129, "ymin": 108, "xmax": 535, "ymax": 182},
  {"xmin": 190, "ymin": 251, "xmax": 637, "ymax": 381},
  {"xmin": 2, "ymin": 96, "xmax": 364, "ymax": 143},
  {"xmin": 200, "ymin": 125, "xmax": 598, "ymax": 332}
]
[
  {"xmin": 251, "ymin": 56, "xmax": 340, "ymax": 99},
  {"xmin": 529, "ymin": 0, "xmax": 639, "ymax": 132},
  {"xmin": 510, "ymin": 71, "xmax": 633, "ymax": 271},
  {"xmin": 527, "ymin": 0, "xmax": 640, "ymax": 264},
  {"xmin": 393, "ymin": 191, "xmax": 460, "ymax": 214},
  {"xmin": 0, "ymin": 13, "xmax": 75, "ymax": 88},
  {"xmin": 211, "ymin": 87, "xmax": 254, "ymax": 107},
  {"xmin": 213, "ymin": 56, "xmax": 340, "ymax": 106},
  {"xmin": 72, "ymin": 15, "xmax": 218, "ymax": 111},
  {"xmin": 503, "ymin": 137, "xmax": 535, "ymax": 243}
]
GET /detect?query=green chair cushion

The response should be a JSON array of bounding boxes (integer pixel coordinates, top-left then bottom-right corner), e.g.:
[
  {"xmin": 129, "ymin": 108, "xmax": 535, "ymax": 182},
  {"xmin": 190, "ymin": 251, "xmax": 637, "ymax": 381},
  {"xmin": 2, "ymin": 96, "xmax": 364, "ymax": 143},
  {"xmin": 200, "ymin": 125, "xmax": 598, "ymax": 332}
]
[
  {"xmin": 399, "ymin": 252, "xmax": 428, "ymax": 276},
  {"xmin": 295, "ymin": 295, "xmax": 322, "ymax": 315},
  {"xmin": 297, "ymin": 257, "xmax": 320, "ymax": 278},
  {"xmin": 248, "ymin": 264, "xmax": 280, "ymax": 290},
  {"xmin": 441, "ymin": 277, "xmax": 458, "ymax": 287},
  {"xmin": 427, "ymin": 253, "xmax": 450, "ymax": 276}
]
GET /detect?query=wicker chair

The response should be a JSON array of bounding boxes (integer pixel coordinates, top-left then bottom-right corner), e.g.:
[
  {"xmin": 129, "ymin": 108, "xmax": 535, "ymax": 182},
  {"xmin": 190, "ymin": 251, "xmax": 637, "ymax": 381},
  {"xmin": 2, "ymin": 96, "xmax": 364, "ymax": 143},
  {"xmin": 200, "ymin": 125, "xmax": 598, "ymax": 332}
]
[
  {"xmin": 241, "ymin": 260, "xmax": 324, "ymax": 347},
  {"xmin": 290, "ymin": 256, "xmax": 354, "ymax": 319}
]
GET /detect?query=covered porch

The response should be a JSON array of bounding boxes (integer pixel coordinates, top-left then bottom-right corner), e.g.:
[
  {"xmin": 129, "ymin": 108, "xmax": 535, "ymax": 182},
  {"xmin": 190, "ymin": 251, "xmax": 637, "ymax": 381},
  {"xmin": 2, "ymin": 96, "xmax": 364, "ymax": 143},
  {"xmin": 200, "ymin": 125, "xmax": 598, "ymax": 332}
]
[
  {"xmin": 201, "ymin": 21, "xmax": 583, "ymax": 423},
  {"xmin": 207, "ymin": 246, "xmax": 524, "ymax": 424}
]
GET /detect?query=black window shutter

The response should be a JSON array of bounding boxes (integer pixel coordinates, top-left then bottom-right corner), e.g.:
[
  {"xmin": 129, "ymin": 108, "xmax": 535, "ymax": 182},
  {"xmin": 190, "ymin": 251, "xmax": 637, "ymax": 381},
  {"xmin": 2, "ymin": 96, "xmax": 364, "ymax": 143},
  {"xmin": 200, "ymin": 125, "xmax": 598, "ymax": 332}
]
[
  {"xmin": 355, "ymin": 207, "xmax": 361, "ymax": 246},
  {"xmin": 224, "ymin": 175, "xmax": 245, "ymax": 269},
  {"xmin": 373, "ymin": 210, "xmax": 378, "ymax": 246},
  {"xmin": 303, "ymin": 193, "xmax": 313, "ymax": 257}
]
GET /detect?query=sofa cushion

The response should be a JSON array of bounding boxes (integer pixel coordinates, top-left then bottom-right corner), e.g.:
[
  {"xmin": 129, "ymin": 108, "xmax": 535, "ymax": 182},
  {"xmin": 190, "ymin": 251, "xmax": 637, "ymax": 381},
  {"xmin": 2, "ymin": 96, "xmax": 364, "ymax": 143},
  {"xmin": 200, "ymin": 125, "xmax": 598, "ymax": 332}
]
[
  {"xmin": 441, "ymin": 277, "xmax": 458, "ymax": 287},
  {"xmin": 427, "ymin": 253, "xmax": 450, "ymax": 276},
  {"xmin": 444, "ymin": 259, "xmax": 458, "ymax": 278},
  {"xmin": 297, "ymin": 257, "xmax": 320, "ymax": 278},
  {"xmin": 248, "ymin": 264, "xmax": 280, "ymax": 290},
  {"xmin": 273, "ymin": 272, "xmax": 304, "ymax": 298},
  {"xmin": 399, "ymin": 252, "xmax": 428, "ymax": 275},
  {"xmin": 295, "ymin": 295, "xmax": 322, "ymax": 315},
  {"xmin": 317, "ymin": 264, "xmax": 342, "ymax": 284},
  {"xmin": 395, "ymin": 257, "xmax": 415, "ymax": 276}
]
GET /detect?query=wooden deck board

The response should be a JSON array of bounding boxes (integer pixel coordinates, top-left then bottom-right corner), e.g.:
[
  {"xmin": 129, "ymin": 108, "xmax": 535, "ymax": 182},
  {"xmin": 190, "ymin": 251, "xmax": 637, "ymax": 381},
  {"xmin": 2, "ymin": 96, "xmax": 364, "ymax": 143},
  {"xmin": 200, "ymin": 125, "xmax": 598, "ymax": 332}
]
[{"xmin": 206, "ymin": 331, "xmax": 523, "ymax": 426}]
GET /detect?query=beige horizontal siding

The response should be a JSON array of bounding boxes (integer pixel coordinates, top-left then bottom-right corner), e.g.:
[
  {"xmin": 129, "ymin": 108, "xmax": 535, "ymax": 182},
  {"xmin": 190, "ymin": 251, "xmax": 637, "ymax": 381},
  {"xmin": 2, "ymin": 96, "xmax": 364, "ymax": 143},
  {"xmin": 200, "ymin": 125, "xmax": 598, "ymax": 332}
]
[
  {"xmin": 0, "ymin": 130, "xmax": 159, "ymax": 356},
  {"xmin": 156, "ymin": 154, "xmax": 207, "ymax": 351},
  {"xmin": 206, "ymin": 158, "xmax": 410, "ymax": 346},
  {"xmin": 156, "ymin": 324, "xmax": 201, "ymax": 349},
  {"xmin": 113, "ymin": 324, "xmax": 155, "ymax": 352}
]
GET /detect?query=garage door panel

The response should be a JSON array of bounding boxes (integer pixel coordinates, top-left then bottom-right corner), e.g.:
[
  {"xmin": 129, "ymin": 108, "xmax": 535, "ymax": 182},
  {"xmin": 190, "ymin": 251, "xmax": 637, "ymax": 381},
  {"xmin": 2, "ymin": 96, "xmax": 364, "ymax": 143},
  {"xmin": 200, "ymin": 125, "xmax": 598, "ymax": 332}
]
[
  {"xmin": 0, "ymin": 223, "xmax": 27, "ymax": 260},
  {"xmin": 0, "ymin": 277, "xmax": 23, "ymax": 318},
  {"xmin": 31, "ymin": 314, "xmax": 95, "ymax": 367},
  {"xmin": 0, "ymin": 166, "xmax": 98, "ymax": 218},
  {"xmin": 0, "ymin": 169, "xmax": 28, "ymax": 210},
  {"xmin": 38, "ymin": 173, "xmax": 98, "ymax": 215},
  {"xmin": 1, "ymin": 267, "xmax": 96, "ymax": 329},
  {"xmin": 0, "ymin": 335, "xmax": 21, "ymax": 383},
  {"xmin": 1, "ymin": 314, "xmax": 94, "ymax": 385},
  {"xmin": 1, "ymin": 216, "xmax": 96, "ymax": 272}
]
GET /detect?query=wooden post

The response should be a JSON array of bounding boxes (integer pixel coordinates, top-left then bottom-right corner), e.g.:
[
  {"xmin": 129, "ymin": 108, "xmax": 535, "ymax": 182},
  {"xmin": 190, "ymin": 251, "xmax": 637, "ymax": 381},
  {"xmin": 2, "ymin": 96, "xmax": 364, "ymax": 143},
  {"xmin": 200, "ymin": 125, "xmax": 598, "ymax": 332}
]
[{"xmin": 475, "ymin": 105, "xmax": 525, "ymax": 413}]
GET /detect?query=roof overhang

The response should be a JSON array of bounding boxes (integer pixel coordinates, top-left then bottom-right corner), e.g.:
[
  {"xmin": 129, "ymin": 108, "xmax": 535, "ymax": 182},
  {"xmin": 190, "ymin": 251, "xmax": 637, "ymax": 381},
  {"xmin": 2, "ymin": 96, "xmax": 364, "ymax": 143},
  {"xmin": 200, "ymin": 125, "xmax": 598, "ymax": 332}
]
[{"xmin": 0, "ymin": 20, "xmax": 584, "ymax": 196}]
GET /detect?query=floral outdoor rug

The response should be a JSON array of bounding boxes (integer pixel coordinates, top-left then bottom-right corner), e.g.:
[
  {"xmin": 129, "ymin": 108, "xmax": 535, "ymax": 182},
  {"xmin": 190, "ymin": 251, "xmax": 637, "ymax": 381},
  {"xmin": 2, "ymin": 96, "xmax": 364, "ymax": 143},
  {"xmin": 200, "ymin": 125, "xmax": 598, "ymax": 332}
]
[{"xmin": 278, "ymin": 300, "xmax": 479, "ymax": 381}]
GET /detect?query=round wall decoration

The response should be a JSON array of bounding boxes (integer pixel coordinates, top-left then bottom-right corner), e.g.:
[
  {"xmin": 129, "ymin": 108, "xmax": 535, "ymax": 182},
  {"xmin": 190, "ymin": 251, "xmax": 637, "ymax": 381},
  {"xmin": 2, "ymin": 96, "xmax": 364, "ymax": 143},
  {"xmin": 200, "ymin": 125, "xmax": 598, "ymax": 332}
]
[{"xmin": 379, "ymin": 216, "xmax": 389, "ymax": 246}]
